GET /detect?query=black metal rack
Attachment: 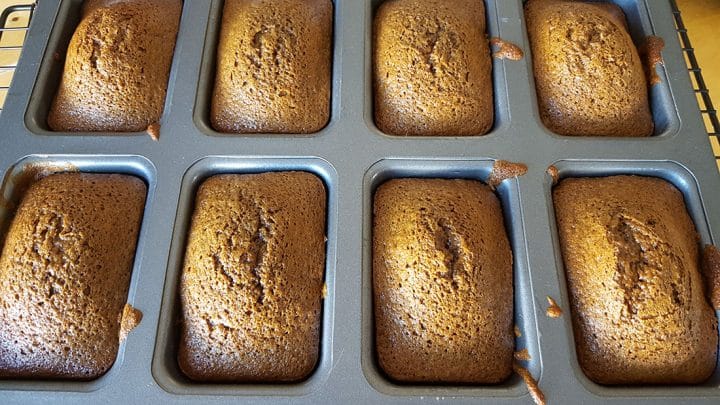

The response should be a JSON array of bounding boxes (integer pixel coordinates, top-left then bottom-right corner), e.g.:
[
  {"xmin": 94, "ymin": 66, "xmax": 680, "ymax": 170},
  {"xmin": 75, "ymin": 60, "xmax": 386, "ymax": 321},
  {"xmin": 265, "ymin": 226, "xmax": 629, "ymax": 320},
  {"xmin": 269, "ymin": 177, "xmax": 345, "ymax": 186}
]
[{"xmin": 670, "ymin": 0, "xmax": 720, "ymax": 168}]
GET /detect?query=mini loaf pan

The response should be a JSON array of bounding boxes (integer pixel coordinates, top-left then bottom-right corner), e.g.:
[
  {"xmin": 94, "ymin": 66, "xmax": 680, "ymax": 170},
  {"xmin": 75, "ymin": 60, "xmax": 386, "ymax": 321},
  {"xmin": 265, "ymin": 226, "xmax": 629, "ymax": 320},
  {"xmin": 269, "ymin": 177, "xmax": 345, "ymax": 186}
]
[
  {"xmin": 192, "ymin": 0, "xmax": 342, "ymax": 137},
  {"xmin": 23, "ymin": 0, "xmax": 187, "ymax": 137},
  {"xmin": 0, "ymin": 0, "xmax": 718, "ymax": 403},
  {"xmin": 152, "ymin": 156, "xmax": 339, "ymax": 397},
  {"xmin": 0, "ymin": 154, "xmax": 156, "ymax": 393},
  {"xmin": 518, "ymin": 0, "xmax": 681, "ymax": 138},
  {"xmin": 361, "ymin": 159, "xmax": 542, "ymax": 399},
  {"xmin": 544, "ymin": 160, "xmax": 720, "ymax": 399}
]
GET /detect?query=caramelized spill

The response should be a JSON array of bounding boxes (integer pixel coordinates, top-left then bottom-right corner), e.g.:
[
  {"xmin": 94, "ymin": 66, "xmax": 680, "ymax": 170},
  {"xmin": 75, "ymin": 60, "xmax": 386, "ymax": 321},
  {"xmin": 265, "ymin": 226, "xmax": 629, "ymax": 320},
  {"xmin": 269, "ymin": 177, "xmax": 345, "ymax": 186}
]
[
  {"xmin": 640, "ymin": 36, "xmax": 665, "ymax": 86},
  {"xmin": 514, "ymin": 348, "xmax": 532, "ymax": 361},
  {"xmin": 702, "ymin": 244, "xmax": 720, "ymax": 309},
  {"xmin": 118, "ymin": 304, "xmax": 143, "ymax": 343},
  {"xmin": 547, "ymin": 165, "xmax": 559, "ymax": 186},
  {"xmin": 147, "ymin": 122, "xmax": 160, "ymax": 141},
  {"xmin": 546, "ymin": 296, "xmax": 563, "ymax": 318},
  {"xmin": 514, "ymin": 362, "xmax": 546, "ymax": 405},
  {"xmin": 489, "ymin": 37, "xmax": 524, "ymax": 61},
  {"xmin": 487, "ymin": 160, "xmax": 528, "ymax": 189}
]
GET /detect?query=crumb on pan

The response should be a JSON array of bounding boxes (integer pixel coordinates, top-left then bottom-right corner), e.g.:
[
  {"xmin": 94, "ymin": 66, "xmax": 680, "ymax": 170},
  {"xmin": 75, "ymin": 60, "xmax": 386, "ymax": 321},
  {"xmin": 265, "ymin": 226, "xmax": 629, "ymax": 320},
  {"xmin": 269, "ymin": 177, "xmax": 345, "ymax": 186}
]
[
  {"xmin": 514, "ymin": 325, "xmax": 522, "ymax": 338},
  {"xmin": 546, "ymin": 296, "xmax": 563, "ymax": 318},
  {"xmin": 147, "ymin": 122, "xmax": 160, "ymax": 141},
  {"xmin": 322, "ymin": 283, "xmax": 328, "ymax": 299},
  {"xmin": 547, "ymin": 165, "xmax": 559, "ymax": 186}
]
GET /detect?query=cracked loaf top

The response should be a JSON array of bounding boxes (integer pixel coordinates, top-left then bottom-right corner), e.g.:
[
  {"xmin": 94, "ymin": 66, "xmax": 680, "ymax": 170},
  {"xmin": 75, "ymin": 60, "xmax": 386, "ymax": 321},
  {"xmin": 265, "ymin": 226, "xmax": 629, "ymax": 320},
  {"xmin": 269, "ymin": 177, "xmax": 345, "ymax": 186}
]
[
  {"xmin": 178, "ymin": 171, "xmax": 327, "ymax": 382},
  {"xmin": 48, "ymin": 0, "xmax": 182, "ymax": 132},
  {"xmin": 373, "ymin": 0, "xmax": 493, "ymax": 136},
  {"xmin": 553, "ymin": 175, "xmax": 718, "ymax": 385},
  {"xmin": 211, "ymin": 0, "xmax": 332, "ymax": 133},
  {"xmin": 373, "ymin": 178, "xmax": 514, "ymax": 383},
  {"xmin": 525, "ymin": 0, "xmax": 653, "ymax": 136},
  {"xmin": 0, "ymin": 173, "xmax": 147, "ymax": 379}
]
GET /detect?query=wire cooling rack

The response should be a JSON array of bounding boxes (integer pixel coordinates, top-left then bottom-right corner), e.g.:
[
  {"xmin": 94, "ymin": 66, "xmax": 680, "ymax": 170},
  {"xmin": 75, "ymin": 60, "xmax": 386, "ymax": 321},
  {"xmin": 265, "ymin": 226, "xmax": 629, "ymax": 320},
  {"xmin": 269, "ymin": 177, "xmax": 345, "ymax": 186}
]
[
  {"xmin": 670, "ymin": 0, "xmax": 720, "ymax": 171},
  {"xmin": 0, "ymin": 2, "xmax": 34, "ymax": 113},
  {"xmin": 0, "ymin": 1, "xmax": 717, "ymax": 170}
]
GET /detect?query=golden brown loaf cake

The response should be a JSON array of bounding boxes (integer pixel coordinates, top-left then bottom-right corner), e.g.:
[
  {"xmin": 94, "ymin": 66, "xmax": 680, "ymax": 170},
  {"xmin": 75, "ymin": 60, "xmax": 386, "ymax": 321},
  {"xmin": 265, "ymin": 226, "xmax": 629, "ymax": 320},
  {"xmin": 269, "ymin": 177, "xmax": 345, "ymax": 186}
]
[
  {"xmin": 0, "ymin": 173, "xmax": 146, "ymax": 379},
  {"xmin": 373, "ymin": 178, "xmax": 514, "ymax": 383},
  {"xmin": 373, "ymin": 0, "xmax": 494, "ymax": 136},
  {"xmin": 525, "ymin": 0, "xmax": 654, "ymax": 137},
  {"xmin": 553, "ymin": 176, "xmax": 718, "ymax": 384},
  {"xmin": 210, "ymin": 0, "xmax": 332, "ymax": 134},
  {"xmin": 178, "ymin": 172, "xmax": 326, "ymax": 382},
  {"xmin": 47, "ymin": 0, "xmax": 182, "ymax": 132}
]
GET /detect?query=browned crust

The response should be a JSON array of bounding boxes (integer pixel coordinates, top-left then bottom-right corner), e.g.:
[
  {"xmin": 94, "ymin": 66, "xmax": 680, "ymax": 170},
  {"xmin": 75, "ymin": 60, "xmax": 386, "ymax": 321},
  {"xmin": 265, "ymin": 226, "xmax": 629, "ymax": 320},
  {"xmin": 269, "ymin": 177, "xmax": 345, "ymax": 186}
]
[
  {"xmin": 373, "ymin": 0, "xmax": 493, "ymax": 136},
  {"xmin": 0, "ymin": 173, "xmax": 146, "ymax": 379},
  {"xmin": 178, "ymin": 172, "xmax": 326, "ymax": 382},
  {"xmin": 487, "ymin": 160, "xmax": 528, "ymax": 189},
  {"xmin": 490, "ymin": 37, "xmax": 524, "ymax": 61},
  {"xmin": 702, "ymin": 244, "xmax": 720, "ymax": 309},
  {"xmin": 373, "ymin": 178, "xmax": 513, "ymax": 383},
  {"xmin": 524, "ymin": 0, "xmax": 653, "ymax": 137},
  {"xmin": 553, "ymin": 175, "xmax": 717, "ymax": 384},
  {"xmin": 0, "ymin": 163, "xmax": 79, "ymax": 241},
  {"xmin": 48, "ymin": 0, "xmax": 181, "ymax": 132},
  {"xmin": 211, "ymin": 0, "xmax": 332, "ymax": 134},
  {"xmin": 590, "ymin": 2, "xmax": 629, "ymax": 30}
]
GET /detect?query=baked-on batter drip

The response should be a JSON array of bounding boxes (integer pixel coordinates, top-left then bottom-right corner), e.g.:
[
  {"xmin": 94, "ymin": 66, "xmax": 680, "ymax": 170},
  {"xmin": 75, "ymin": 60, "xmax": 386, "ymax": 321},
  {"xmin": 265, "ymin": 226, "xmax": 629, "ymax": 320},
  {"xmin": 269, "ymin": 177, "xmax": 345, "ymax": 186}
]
[
  {"xmin": 490, "ymin": 37, "xmax": 524, "ymax": 61},
  {"xmin": 514, "ymin": 349, "xmax": 532, "ymax": 361},
  {"xmin": 374, "ymin": 0, "xmax": 493, "ymax": 136},
  {"xmin": 146, "ymin": 123, "xmax": 160, "ymax": 141},
  {"xmin": 118, "ymin": 304, "xmax": 143, "ymax": 343},
  {"xmin": 525, "ymin": 0, "xmax": 653, "ymax": 137},
  {"xmin": 545, "ymin": 296, "xmax": 563, "ymax": 318},
  {"xmin": 0, "ymin": 173, "xmax": 146, "ymax": 379},
  {"xmin": 553, "ymin": 175, "xmax": 718, "ymax": 384},
  {"xmin": 514, "ymin": 362, "xmax": 546, "ymax": 405},
  {"xmin": 178, "ymin": 172, "xmax": 326, "ymax": 382},
  {"xmin": 547, "ymin": 165, "xmax": 559, "ymax": 185},
  {"xmin": 48, "ymin": 0, "xmax": 181, "ymax": 132},
  {"xmin": 373, "ymin": 178, "xmax": 513, "ymax": 383},
  {"xmin": 640, "ymin": 35, "xmax": 666, "ymax": 86},
  {"xmin": 211, "ymin": 0, "xmax": 332, "ymax": 134},
  {"xmin": 487, "ymin": 159, "xmax": 528, "ymax": 189}
]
